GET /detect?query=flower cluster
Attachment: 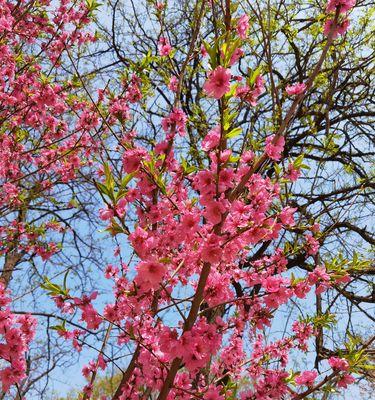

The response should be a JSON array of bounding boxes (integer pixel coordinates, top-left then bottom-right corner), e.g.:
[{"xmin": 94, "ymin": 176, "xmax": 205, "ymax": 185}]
[
  {"xmin": 158, "ymin": 37, "xmax": 172, "ymax": 56},
  {"xmin": 0, "ymin": 0, "xmax": 98, "ymax": 267},
  {"xmin": 325, "ymin": 0, "xmax": 355, "ymax": 37},
  {"xmin": 235, "ymin": 75, "xmax": 266, "ymax": 106},
  {"xmin": 0, "ymin": 0, "xmax": 361, "ymax": 398},
  {"xmin": 0, "ymin": 283, "xmax": 37, "ymax": 392}
]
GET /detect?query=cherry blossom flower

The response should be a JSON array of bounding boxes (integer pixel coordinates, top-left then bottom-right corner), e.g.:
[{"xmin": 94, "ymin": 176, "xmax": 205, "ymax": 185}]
[
  {"xmin": 158, "ymin": 37, "xmax": 172, "ymax": 56},
  {"xmin": 236, "ymin": 75, "xmax": 265, "ymax": 106},
  {"xmin": 338, "ymin": 374, "xmax": 356, "ymax": 388},
  {"xmin": 286, "ymin": 82, "xmax": 306, "ymax": 96},
  {"xmin": 295, "ymin": 370, "xmax": 318, "ymax": 386},
  {"xmin": 99, "ymin": 207, "xmax": 114, "ymax": 221},
  {"xmin": 201, "ymin": 44, "xmax": 208, "ymax": 57},
  {"xmin": 202, "ymin": 126, "xmax": 221, "ymax": 152},
  {"xmin": 135, "ymin": 260, "xmax": 168, "ymax": 290},
  {"xmin": 204, "ymin": 387, "xmax": 224, "ymax": 400},
  {"xmin": 203, "ymin": 66, "xmax": 232, "ymax": 99},
  {"xmin": 265, "ymin": 135, "xmax": 285, "ymax": 161},
  {"xmin": 285, "ymin": 163, "xmax": 301, "ymax": 181},
  {"xmin": 161, "ymin": 108, "xmax": 187, "ymax": 136},
  {"xmin": 305, "ymin": 234, "xmax": 320, "ymax": 255},
  {"xmin": 155, "ymin": 2, "xmax": 165, "ymax": 11},
  {"xmin": 324, "ymin": 18, "xmax": 350, "ymax": 38},
  {"xmin": 329, "ymin": 356, "xmax": 349, "ymax": 371},
  {"xmin": 279, "ymin": 206, "xmax": 297, "ymax": 226},
  {"xmin": 326, "ymin": 0, "xmax": 356, "ymax": 14},
  {"xmin": 237, "ymin": 14, "xmax": 250, "ymax": 39},
  {"xmin": 0, "ymin": 284, "xmax": 36, "ymax": 392},
  {"xmin": 168, "ymin": 76, "xmax": 179, "ymax": 92},
  {"xmin": 229, "ymin": 48, "xmax": 244, "ymax": 66}
]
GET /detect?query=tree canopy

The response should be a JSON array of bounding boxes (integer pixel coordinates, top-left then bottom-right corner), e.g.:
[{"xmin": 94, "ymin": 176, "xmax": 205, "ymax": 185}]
[{"xmin": 0, "ymin": 0, "xmax": 374, "ymax": 399}]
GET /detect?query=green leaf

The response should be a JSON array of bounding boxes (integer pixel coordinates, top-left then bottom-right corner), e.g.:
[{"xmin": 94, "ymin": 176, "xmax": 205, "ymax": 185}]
[
  {"xmin": 226, "ymin": 127, "xmax": 242, "ymax": 139},
  {"xmin": 293, "ymin": 154, "xmax": 305, "ymax": 168},
  {"xmin": 300, "ymin": 163, "xmax": 310, "ymax": 170},
  {"xmin": 41, "ymin": 276, "xmax": 69, "ymax": 297},
  {"xmin": 203, "ymin": 40, "xmax": 218, "ymax": 69},
  {"xmin": 249, "ymin": 65, "xmax": 262, "ymax": 86},
  {"xmin": 50, "ymin": 323, "xmax": 66, "ymax": 332},
  {"xmin": 105, "ymin": 221, "xmax": 125, "ymax": 236},
  {"xmin": 121, "ymin": 172, "xmax": 135, "ymax": 189},
  {"xmin": 96, "ymin": 182, "xmax": 110, "ymax": 197},
  {"xmin": 224, "ymin": 83, "xmax": 238, "ymax": 99},
  {"xmin": 63, "ymin": 270, "xmax": 70, "ymax": 291}
]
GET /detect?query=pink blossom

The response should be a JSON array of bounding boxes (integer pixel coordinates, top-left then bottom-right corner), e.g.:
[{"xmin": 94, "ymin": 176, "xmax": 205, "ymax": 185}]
[
  {"xmin": 241, "ymin": 150, "xmax": 254, "ymax": 163},
  {"xmin": 82, "ymin": 360, "xmax": 96, "ymax": 378},
  {"xmin": 324, "ymin": 19, "xmax": 350, "ymax": 38},
  {"xmin": 203, "ymin": 199, "xmax": 227, "ymax": 225},
  {"xmin": 292, "ymin": 321, "xmax": 314, "ymax": 349},
  {"xmin": 204, "ymin": 272, "xmax": 232, "ymax": 307},
  {"xmin": 83, "ymin": 384, "xmax": 93, "ymax": 397},
  {"xmin": 308, "ymin": 266, "xmax": 331, "ymax": 294},
  {"xmin": 305, "ymin": 234, "xmax": 320, "ymax": 255},
  {"xmin": 265, "ymin": 135, "xmax": 285, "ymax": 161},
  {"xmin": 203, "ymin": 66, "xmax": 231, "ymax": 99},
  {"xmin": 201, "ymin": 234, "xmax": 223, "ymax": 264},
  {"xmin": 181, "ymin": 212, "xmax": 200, "ymax": 235},
  {"xmin": 218, "ymin": 168, "xmax": 234, "ymax": 192},
  {"xmin": 168, "ymin": 76, "xmax": 178, "ymax": 92},
  {"xmin": 286, "ymin": 82, "xmax": 306, "ymax": 96},
  {"xmin": 109, "ymin": 97, "xmax": 130, "ymax": 120},
  {"xmin": 0, "ymin": 16, "xmax": 13, "ymax": 33},
  {"xmin": 329, "ymin": 356, "xmax": 349, "ymax": 371},
  {"xmin": 129, "ymin": 226, "xmax": 155, "ymax": 258},
  {"xmin": 0, "ymin": 284, "xmax": 36, "ymax": 392},
  {"xmin": 237, "ymin": 14, "xmax": 250, "ymax": 39},
  {"xmin": 105, "ymin": 264, "xmax": 119, "ymax": 279},
  {"xmin": 204, "ymin": 387, "xmax": 224, "ymax": 400},
  {"xmin": 161, "ymin": 108, "xmax": 187, "ymax": 136},
  {"xmin": 202, "ymin": 126, "xmax": 221, "ymax": 152},
  {"xmin": 294, "ymin": 281, "xmax": 311, "ymax": 299},
  {"xmin": 285, "ymin": 163, "xmax": 301, "ymax": 181},
  {"xmin": 135, "ymin": 260, "xmax": 167, "ymax": 290},
  {"xmin": 229, "ymin": 48, "xmax": 244, "ymax": 66},
  {"xmin": 125, "ymin": 75, "xmax": 142, "ymax": 103},
  {"xmin": 158, "ymin": 37, "xmax": 172, "ymax": 56},
  {"xmin": 308, "ymin": 265, "xmax": 330, "ymax": 285},
  {"xmin": 311, "ymin": 223, "xmax": 320, "ymax": 233},
  {"xmin": 338, "ymin": 374, "xmax": 355, "ymax": 388},
  {"xmin": 264, "ymin": 286, "xmax": 293, "ymax": 307},
  {"xmin": 76, "ymin": 300, "xmax": 102, "ymax": 330},
  {"xmin": 53, "ymin": 296, "xmax": 75, "ymax": 314},
  {"xmin": 155, "ymin": 2, "xmax": 165, "ymax": 11},
  {"xmin": 99, "ymin": 207, "xmax": 114, "ymax": 221},
  {"xmin": 97, "ymin": 354, "xmax": 107, "ymax": 370},
  {"xmin": 201, "ymin": 44, "xmax": 208, "ymax": 57},
  {"xmin": 295, "ymin": 370, "xmax": 318, "ymax": 386},
  {"xmin": 337, "ymin": 19, "xmax": 350, "ymax": 35},
  {"xmin": 176, "ymin": 319, "xmax": 221, "ymax": 372},
  {"xmin": 279, "ymin": 207, "xmax": 297, "ymax": 226},
  {"xmin": 193, "ymin": 170, "xmax": 216, "ymax": 195},
  {"xmin": 235, "ymin": 75, "xmax": 265, "ymax": 106},
  {"xmin": 122, "ymin": 147, "xmax": 148, "ymax": 173},
  {"xmin": 335, "ymin": 273, "xmax": 351, "ymax": 284},
  {"xmin": 115, "ymin": 197, "xmax": 127, "ymax": 217},
  {"xmin": 0, "ymin": 368, "xmax": 22, "ymax": 393},
  {"xmin": 326, "ymin": 0, "xmax": 356, "ymax": 14},
  {"xmin": 262, "ymin": 276, "xmax": 283, "ymax": 293}
]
